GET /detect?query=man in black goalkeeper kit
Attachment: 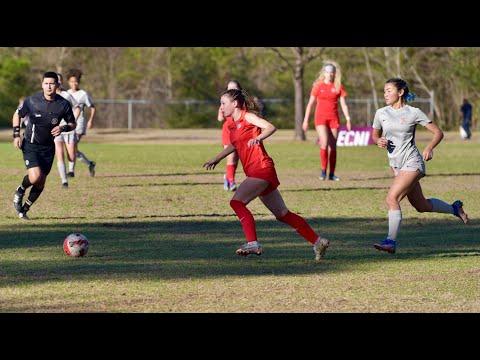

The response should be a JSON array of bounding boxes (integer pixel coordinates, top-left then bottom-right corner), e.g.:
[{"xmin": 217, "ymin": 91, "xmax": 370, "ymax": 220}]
[{"xmin": 12, "ymin": 71, "xmax": 76, "ymax": 219}]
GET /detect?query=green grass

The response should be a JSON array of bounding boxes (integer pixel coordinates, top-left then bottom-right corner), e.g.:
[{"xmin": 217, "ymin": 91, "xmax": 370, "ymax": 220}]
[{"xmin": 0, "ymin": 132, "xmax": 479, "ymax": 312}]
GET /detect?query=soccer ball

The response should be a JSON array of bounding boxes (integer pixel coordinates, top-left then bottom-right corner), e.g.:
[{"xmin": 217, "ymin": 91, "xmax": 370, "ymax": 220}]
[{"xmin": 63, "ymin": 233, "xmax": 89, "ymax": 257}]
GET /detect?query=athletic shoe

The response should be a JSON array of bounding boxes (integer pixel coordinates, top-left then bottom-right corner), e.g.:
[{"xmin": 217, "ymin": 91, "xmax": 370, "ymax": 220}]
[
  {"xmin": 319, "ymin": 171, "xmax": 327, "ymax": 181},
  {"xmin": 229, "ymin": 182, "xmax": 237, "ymax": 191},
  {"xmin": 88, "ymin": 161, "xmax": 96, "ymax": 177},
  {"xmin": 67, "ymin": 172, "xmax": 75, "ymax": 178},
  {"xmin": 313, "ymin": 237, "xmax": 330, "ymax": 261},
  {"xmin": 62, "ymin": 182, "xmax": 69, "ymax": 188},
  {"xmin": 223, "ymin": 175, "xmax": 230, "ymax": 191},
  {"xmin": 329, "ymin": 174, "xmax": 340, "ymax": 181},
  {"xmin": 236, "ymin": 241, "xmax": 263, "ymax": 257},
  {"xmin": 13, "ymin": 187, "xmax": 24, "ymax": 215},
  {"xmin": 18, "ymin": 206, "xmax": 29, "ymax": 220},
  {"xmin": 374, "ymin": 238, "xmax": 396, "ymax": 254},
  {"xmin": 452, "ymin": 200, "xmax": 469, "ymax": 224}
]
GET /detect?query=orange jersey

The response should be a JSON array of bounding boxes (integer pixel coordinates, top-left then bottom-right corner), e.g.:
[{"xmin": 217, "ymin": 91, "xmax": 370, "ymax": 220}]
[
  {"xmin": 228, "ymin": 110, "xmax": 275, "ymax": 175},
  {"xmin": 311, "ymin": 82, "xmax": 347, "ymax": 120}
]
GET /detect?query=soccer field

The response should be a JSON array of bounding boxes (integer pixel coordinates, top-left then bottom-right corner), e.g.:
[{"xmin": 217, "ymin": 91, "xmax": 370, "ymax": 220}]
[{"xmin": 0, "ymin": 130, "xmax": 479, "ymax": 312}]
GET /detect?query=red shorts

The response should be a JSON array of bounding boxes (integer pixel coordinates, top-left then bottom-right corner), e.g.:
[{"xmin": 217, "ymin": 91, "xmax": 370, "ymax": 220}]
[
  {"xmin": 314, "ymin": 116, "xmax": 340, "ymax": 129},
  {"xmin": 245, "ymin": 166, "xmax": 280, "ymax": 196},
  {"xmin": 221, "ymin": 121, "xmax": 231, "ymax": 145}
]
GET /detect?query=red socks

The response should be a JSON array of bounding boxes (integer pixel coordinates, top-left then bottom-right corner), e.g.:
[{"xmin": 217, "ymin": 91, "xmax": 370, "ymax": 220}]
[
  {"xmin": 230, "ymin": 200, "xmax": 257, "ymax": 242},
  {"xmin": 329, "ymin": 148, "xmax": 336, "ymax": 175},
  {"xmin": 277, "ymin": 211, "xmax": 318, "ymax": 244},
  {"xmin": 225, "ymin": 163, "xmax": 237, "ymax": 183},
  {"xmin": 320, "ymin": 148, "xmax": 328, "ymax": 173}
]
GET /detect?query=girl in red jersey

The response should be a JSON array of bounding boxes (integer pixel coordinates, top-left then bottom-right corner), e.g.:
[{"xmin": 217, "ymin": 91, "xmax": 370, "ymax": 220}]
[
  {"xmin": 204, "ymin": 89, "xmax": 330, "ymax": 260},
  {"xmin": 303, "ymin": 62, "xmax": 352, "ymax": 181},
  {"xmin": 217, "ymin": 80, "xmax": 241, "ymax": 191}
]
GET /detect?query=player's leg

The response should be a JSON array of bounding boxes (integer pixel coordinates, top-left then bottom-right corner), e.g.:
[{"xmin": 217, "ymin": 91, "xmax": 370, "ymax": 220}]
[
  {"xmin": 315, "ymin": 124, "xmax": 329, "ymax": 180},
  {"xmin": 65, "ymin": 134, "xmax": 77, "ymax": 179},
  {"xmin": 407, "ymin": 181, "xmax": 469, "ymax": 224},
  {"xmin": 260, "ymin": 189, "xmax": 330, "ymax": 261},
  {"xmin": 19, "ymin": 166, "xmax": 47, "ymax": 219},
  {"xmin": 230, "ymin": 177, "xmax": 269, "ymax": 256},
  {"xmin": 76, "ymin": 133, "xmax": 96, "ymax": 176},
  {"xmin": 327, "ymin": 127, "xmax": 340, "ymax": 180},
  {"xmin": 374, "ymin": 170, "xmax": 422, "ymax": 253},
  {"xmin": 55, "ymin": 136, "xmax": 68, "ymax": 187},
  {"xmin": 69, "ymin": 134, "xmax": 81, "ymax": 177},
  {"xmin": 225, "ymin": 150, "xmax": 238, "ymax": 191}
]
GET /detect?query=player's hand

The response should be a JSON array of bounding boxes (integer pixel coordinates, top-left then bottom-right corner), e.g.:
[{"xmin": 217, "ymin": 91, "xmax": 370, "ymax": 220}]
[
  {"xmin": 87, "ymin": 120, "xmax": 93, "ymax": 129},
  {"xmin": 203, "ymin": 158, "xmax": 219, "ymax": 170},
  {"xmin": 376, "ymin": 137, "xmax": 388, "ymax": 149},
  {"xmin": 346, "ymin": 120, "xmax": 352, "ymax": 131},
  {"xmin": 423, "ymin": 147, "xmax": 433, "ymax": 161},
  {"xmin": 302, "ymin": 121, "xmax": 309, "ymax": 132},
  {"xmin": 247, "ymin": 138, "xmax": 261, "ymax": 147},
  {"xmin": 51, "ymin": 126, "xmax": 61, "ymax": 137},
  {"xmin": 13, "ymin": 137, "xmax": 22, "ymax": 149}
]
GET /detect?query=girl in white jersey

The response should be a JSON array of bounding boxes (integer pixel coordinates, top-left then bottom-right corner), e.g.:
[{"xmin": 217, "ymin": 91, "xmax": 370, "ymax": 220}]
[
  {"xmin": 371, "ymin": 78, "xmax": 469, "ymax": 254},
  {"xmin": 66, "ymin": 68, "xmax": 96, "ymax": 177},
  {"xmin": 54, "ymin": 73, "xmax": 80, "ymax": 188}
]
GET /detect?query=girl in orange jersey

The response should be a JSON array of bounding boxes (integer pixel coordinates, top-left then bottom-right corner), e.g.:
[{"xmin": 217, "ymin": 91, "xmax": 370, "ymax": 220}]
[
  {"xmin": 303, "ymin": 62, "xmax": 352, "ymax": 181},
  {"xmin": 204, "ymin": 89, "xmax": 330, "ymax": 260}
]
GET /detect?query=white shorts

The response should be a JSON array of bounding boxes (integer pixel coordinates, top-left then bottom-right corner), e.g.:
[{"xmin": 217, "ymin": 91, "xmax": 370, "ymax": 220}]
[
  {"xmin": 54, "ymin": 131, "xmax": 78, "ymax": 144},
  {"xmin": 392, "ymin": 156, "xmax": 426, "ymax": 177}
]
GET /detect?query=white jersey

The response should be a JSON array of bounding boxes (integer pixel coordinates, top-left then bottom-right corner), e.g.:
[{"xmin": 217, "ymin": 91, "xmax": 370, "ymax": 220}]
[
  {"xmin": 68, "ymin": 89, "xmax": 94, "ymax": 134},
  {"xmin": 373, "ymin": 105, "xmax": 432, "ymax": 170}
]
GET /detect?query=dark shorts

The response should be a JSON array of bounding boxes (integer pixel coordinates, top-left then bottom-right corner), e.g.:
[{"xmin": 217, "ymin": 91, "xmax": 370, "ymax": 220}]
[{"xmin": 22, "ymin": 141, "xmax": 55, "ymax": 175}]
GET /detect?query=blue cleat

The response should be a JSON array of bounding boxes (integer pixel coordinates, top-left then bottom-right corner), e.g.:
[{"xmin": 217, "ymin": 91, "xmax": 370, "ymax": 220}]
[
  {"xmin": 374, "ymin": 238, "xmax": 396, "ymax": 254},
  {"xmin": 452, "ymin": 200, "xmax": 469, "ymax": 224},
  {"xmin": 223, "ymin": 175, "xmax": 230, "ymax": 191}
]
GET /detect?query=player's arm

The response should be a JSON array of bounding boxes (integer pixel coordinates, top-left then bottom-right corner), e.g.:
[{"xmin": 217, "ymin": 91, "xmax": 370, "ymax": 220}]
[
  {"xmin": 372, "ymin": 128, "xmax": 387, "ymax": 149},
  {"xmin": 422, "ymin": 122, "xmax": 444, "ymax": 161},
  {"xmin": 340, "ymin": 96, "xmax": 352, "ymax": 131},
  {"xmin": 12, "ymin": 110, "xmax": 22, "ymax": 149},
  {"xmin": 302, "ymin": 95, "xmax": 316, "ymax": 132},
  {"xmin": 244, "ymin": 113, "xmax": 276, "ymax": 147},
  {"xmin": 51, "ymin": 104, "xmax": 76, "ymax": 136},
  {"xmin": 87, "ymin": 106, "xmax": 96, "ymax": 129},
  {"xmin": 217, "ymin": 106, "xmax": 225, "ymax": 122},
  {"xmin": 203, "ymin": 144, "xmax": 236, "ymax": 170}
]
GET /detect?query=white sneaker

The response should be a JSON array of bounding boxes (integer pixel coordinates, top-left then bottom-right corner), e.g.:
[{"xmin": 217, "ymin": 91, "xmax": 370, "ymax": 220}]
[
  {"xmin": 313, "ymin": 237, "xmax": 330, "ymax": 261},
  {"xmin": 236, "ymin": 241, "xmax": 263, "ymax": 256}
]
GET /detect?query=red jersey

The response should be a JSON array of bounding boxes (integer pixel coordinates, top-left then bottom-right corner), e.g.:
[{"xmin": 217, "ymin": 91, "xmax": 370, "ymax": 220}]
[
  {"xmin": 228, "ymin": 110, "xmax": 275, "ymax": 175},
  {"xmin": 311, "ymin": 82, "xmax": 347, "ymax": 120}
]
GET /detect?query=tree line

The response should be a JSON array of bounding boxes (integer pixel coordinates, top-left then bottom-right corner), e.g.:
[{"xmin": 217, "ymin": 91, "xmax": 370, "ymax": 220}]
[{"xmin": 1, "ymin": 47, "xmax": 478, "ymax": 137}]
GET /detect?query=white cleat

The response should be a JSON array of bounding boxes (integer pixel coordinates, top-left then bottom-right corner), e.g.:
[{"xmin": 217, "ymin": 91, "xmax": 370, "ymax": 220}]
[
  {"xmin": 236, "ymin": 241, "xmax": 263, "ymax": 257},
  {"xmin": 313, "ymin": 237, "xmax": 330, "ymax": 261},
  {"xmin": 18, "ymin": 212, "xmax": 29, "ymax": 220}
]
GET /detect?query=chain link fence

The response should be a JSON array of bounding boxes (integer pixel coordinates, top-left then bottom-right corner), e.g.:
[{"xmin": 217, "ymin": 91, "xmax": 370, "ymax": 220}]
[{"xmin": 93, "ymin": 96, "xmax": 434, "ymax": 129}]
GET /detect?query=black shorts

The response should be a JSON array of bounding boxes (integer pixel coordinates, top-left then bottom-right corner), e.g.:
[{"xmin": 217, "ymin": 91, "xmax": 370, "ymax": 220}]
[{"xmin": 21, "ymin": 141, "xmax": 55, "ymax": 175}]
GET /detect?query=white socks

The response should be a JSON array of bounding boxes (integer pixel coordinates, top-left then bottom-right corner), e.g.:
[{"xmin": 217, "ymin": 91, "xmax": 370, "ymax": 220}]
[
  {"xmin": 388, "ymin": 209, "xmax": 402, "ymax": 241},
  {"xmin": 57, "ymin": 161, "xmax": 67, "ymax": 184},
  {"xmin": 68, "ymin": 161, "xmax": 75, "ymax": 173},
  {"xmin": 428, "ymin": 198, "xmax": 454, "ymax": 214}
]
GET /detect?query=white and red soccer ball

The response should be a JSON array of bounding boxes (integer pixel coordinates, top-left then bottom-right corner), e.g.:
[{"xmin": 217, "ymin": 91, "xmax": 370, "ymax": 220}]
[{"xmin": 63, "ymin": 233, "xmax": 89, "ymax": 257}]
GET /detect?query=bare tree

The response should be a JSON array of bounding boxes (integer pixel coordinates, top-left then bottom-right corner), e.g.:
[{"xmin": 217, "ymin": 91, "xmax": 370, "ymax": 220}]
[
  {"xmin": 362, "ymin": 47, "xmax": 380, "ymax": 109},
  {"xmin": 269, "ymin": 47, "xmax": 324, "ymax": 140}
]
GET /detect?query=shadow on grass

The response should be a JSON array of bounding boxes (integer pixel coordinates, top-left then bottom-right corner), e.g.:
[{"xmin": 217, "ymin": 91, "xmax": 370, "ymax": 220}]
[
  {"xmin": 96, "ymin": 172, "xmax": 212, "ymax": 178},
  {"xmin": 283, "ymin": 186, "xmax": 389, "ymax": 192},
  {"xmin": 117, "ymin": 182, "xmax": 221, "ymax": 187},
  {"xmin": 0, "ymin": 217, "xmax": 478, "ymax": 287}
]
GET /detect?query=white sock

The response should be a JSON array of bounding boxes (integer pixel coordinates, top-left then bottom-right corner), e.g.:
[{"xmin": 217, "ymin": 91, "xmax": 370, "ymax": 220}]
[
  {"xmin": 77, "ymin": 151, "xmax": 91, "ymax": 165},
  {"xmin": 428, "ymin": 198, "xmax": 454, "ymax": 214},
  {"xmin": 388, "ymin": 209, "xmax": 402, "ymax": 241},
  {"xmin": 57, "ymin": 161, "xmax": 67, "ymax": 184},
  {"xmin": 68, "ymin": 161, "xmax": 75, "ymax": 173}
]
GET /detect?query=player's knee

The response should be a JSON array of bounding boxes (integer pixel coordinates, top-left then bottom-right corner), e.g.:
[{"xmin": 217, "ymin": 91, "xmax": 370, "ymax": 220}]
[
  {"xmin": 385, "ymin": 195, "xmax": 398, "ymax": 208},
  {"xmin": 275, "ymin": 208, "xmax": 289, "ymax": 220}
]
